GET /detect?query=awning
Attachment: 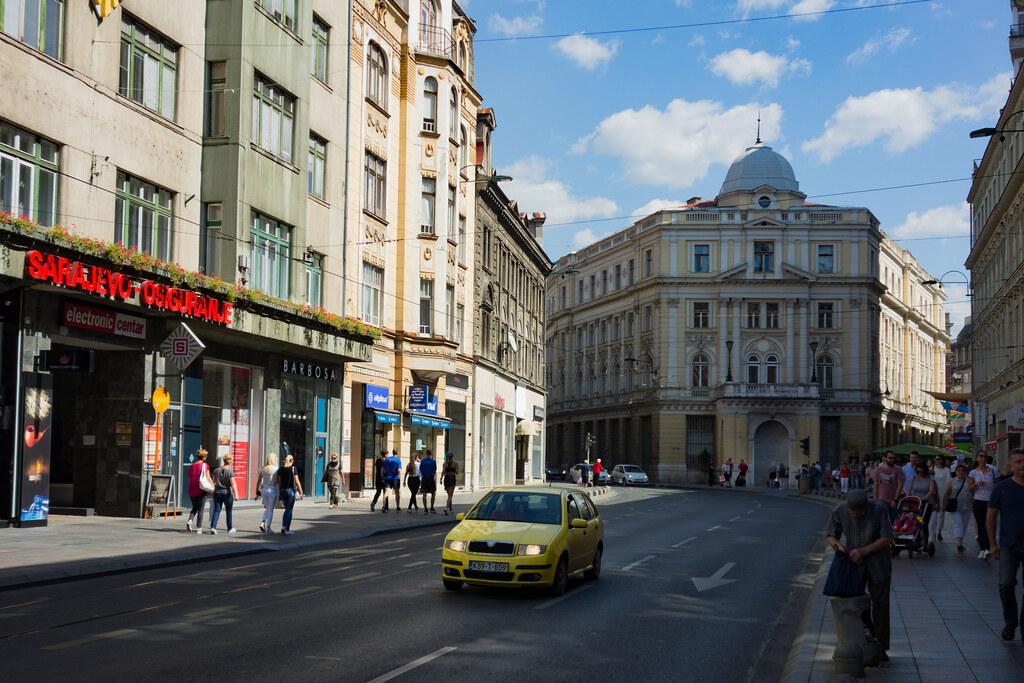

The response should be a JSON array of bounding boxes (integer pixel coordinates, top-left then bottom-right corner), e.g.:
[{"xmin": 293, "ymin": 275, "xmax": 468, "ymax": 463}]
[
  {"xmin": 515, "ymin": 419, "xmax": 539, "ymax": 436},
  {"xmin": 925, "ymin": 390, "xmax": 971, "ymax": 402},
  {"xmin": 408, "ymin": 413, "xmax": 451, "ymax": 430},
  {"xmin": 373, "ymin": 409, "xmax": 401, "ymax": 425}
]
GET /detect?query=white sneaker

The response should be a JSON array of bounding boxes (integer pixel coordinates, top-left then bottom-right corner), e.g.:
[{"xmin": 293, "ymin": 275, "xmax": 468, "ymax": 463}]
[
  {"xmin": 209, "ymin": 528, "xmax": 217, "ymax": 535},
  {"xmin": 283, "ymin": 530, "xmax": 295, "ymax": 536},
  {"xmin": 228, "ymin": 528, "xmax": 237, "ymax": 536},
  {"xmin": 982, "ymin": 550, "xmax": 990, "ymax": 560},
  {"xmin": 195, "ymin": 528, "xmax": 203, "ymax": 534},
  {"xmin": 259, "ymin": 521, "xmax": 266, "ymax": 533},
  {"xmin": 978, "ymin": 550, "xmax": 986, "ymax": 559},
  {"xmin": 186, "ymin": 520, "xmax": 193, "ymax": 532}
]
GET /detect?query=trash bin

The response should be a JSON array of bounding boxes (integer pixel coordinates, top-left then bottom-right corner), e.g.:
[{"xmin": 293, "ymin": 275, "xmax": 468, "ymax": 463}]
[{"xmin": 799, "ymin": 476, "xmax": 811, "ymax": 494}]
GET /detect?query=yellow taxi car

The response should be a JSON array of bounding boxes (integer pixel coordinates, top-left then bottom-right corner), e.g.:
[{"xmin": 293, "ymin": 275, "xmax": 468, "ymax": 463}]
[{"xmin": 441, "ymin": 486, "xmax": 603, "ymax": 594}]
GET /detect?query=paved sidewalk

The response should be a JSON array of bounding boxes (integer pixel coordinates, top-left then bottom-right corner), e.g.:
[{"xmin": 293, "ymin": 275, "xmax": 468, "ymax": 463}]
[
  {"xmin": 785, "ymin": 533, "xmax": 1024, "ymax": 682},
  {"xmin": 0, "ymin": 485, "xmax": 613, "ymax": 590}
]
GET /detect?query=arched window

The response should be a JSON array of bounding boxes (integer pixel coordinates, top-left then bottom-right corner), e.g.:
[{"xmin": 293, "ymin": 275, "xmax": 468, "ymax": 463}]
[
  {"xmin": 366, "ymin": 42, "xmax": 388, "ymax": 108},
  {"xmin": 692, "ymin": 353, "xmax": 709, "ymax": 388},
  {"xmin": 765, "ymin": 355, "xmax": 779, "ymax": 384},
  {"xmin": 817, "ymin": 354, "xmax": 835, "ymax": 389},
  {"xmin": 420, "ymin": 0, "xmax": 439, "ymax": 49},
  {"xmin": 746, "ymin": 354, "xmax": 760, "ymax": 384},
  {"xmin": 422, "ymin": 76, "xmax": 437, "ymax": 132},
  {"xmin": 459, "ymin": 125, "xmax": 467, "ymax": 169},
  {"xmin": 458, "ymin": 42, "xmax": 467, "ymax": 71},
  {"xmin": 449, "ymin": 87, "xmax": 459, "ymax": 138}
]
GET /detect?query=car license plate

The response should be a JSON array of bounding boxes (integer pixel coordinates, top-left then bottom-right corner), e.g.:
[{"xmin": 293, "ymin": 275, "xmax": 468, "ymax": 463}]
[{"xmin": 468, "ymin": 561, "xmax": 508, "ymax": 573}]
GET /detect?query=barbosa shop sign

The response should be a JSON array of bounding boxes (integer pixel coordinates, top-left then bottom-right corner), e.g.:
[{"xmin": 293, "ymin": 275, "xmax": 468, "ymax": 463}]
[{"xmin": 282, "ymin": 358, "xmax": 338, "ymax": 381}]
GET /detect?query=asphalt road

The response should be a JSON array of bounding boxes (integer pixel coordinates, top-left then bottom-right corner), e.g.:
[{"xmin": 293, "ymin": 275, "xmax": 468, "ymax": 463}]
[{"xmin": 0, "ymin": 487, "xmax": 828, "ymax": 682}]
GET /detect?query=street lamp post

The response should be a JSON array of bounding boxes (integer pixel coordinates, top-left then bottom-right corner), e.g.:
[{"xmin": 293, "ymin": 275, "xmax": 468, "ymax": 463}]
[
  {"xmin": 725, "ymin": 340, "xmax": 734, "ymax": 382},
  {"xmin": 970, "ymin": 109, "xmax": 1024, "ymax": 140},
  {"xmin": 920, "ymin": 270, "xmax": 970, "ymax": 294},
  {"xmin": 810, "ymin": 341, "xmax": 819, "ymax": 384}
]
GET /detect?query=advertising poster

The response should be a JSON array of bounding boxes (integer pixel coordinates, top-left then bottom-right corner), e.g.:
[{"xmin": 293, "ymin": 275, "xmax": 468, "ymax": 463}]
[
  {"xmin": 144, "ymin": 426, "xmax": 162, "ymax": 471},
  {"xmin": 20, "ymin": 373, "xmax": 53, "ymax": 525}
]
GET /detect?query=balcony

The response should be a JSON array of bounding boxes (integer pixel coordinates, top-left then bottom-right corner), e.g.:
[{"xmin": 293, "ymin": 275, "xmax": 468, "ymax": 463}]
[
  {"xmin": 714, "ymin": 383, "xmax": 820, "ymax": 400},
  {"xmin": 418, "ymin": 25, "xmax": 455, "ymax": 60}
]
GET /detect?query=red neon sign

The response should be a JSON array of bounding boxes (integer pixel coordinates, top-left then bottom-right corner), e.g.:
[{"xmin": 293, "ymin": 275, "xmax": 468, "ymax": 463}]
[{"xmin": 25, "ymin": 250, "xmax": 233, "ymax": 326}]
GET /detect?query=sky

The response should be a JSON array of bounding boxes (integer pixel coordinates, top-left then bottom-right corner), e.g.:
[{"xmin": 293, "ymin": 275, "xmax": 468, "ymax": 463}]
[{"xmin": 463, "ymin": 0, "xmax": 1010, "ymax": 334}]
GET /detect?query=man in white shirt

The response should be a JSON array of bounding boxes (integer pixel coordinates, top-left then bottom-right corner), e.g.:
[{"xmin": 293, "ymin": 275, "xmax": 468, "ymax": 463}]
[{"xmin": 902, "ymin": 451, "xmax": 920, "ymax": 495}]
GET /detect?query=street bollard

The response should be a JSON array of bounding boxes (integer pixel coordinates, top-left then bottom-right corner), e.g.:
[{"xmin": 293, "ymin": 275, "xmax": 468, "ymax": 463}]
[{"xmin": 830, "ymin": 595, "xmax": 871, "ymax": 678}]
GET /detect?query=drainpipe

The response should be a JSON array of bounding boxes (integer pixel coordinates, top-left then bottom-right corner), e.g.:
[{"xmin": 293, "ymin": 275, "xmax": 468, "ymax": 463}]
[{"xmin": 341, "ymin": 0, "xmax": 354, "ymax": 319}]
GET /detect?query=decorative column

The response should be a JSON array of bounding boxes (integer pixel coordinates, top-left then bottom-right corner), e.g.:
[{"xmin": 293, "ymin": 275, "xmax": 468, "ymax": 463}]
[
  {"xmin": 732, "ymin": 298, "xmax": 742, "ymax": 380},
  {"xmin": 849, "ymin": 299, "xmax": 861, "ymax": 390},
  {"xmin": 785, "ymin": 299, "xmax": 795, "ymax": 383},
  {"xmin": 719, "ymin": 299, "xmax": 729, "ymax": 383},
  {"xmin": 667, "ymin": 299, "xmax": 679, "ymax": 385},
  {"xmin": 798, "ymin": 300, "xmax": 809, "ymax": 383}
]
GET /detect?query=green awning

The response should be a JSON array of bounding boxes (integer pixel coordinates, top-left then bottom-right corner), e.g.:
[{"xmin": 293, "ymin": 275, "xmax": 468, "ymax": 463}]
[{"xmin": 871, "ymin": 442, "xmax": 948, "ymax": 457}]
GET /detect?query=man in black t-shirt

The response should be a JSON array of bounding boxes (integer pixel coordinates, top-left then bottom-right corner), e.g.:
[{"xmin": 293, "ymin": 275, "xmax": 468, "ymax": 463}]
[
  {"xmin": 988, "ymin": 448, "xmax": 1024, "ymax": 641},
  {"xmin": 371, "ymin": 450, "xmax": 388, "ymax": 512}
]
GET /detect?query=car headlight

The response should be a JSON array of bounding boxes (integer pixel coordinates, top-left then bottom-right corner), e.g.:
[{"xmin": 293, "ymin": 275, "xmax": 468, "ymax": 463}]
[
  {"xmin": 446, "ymin": 540, "xmax": 467, "ymax": 552},
  {"xmin": 517, "ymin": 544, "xmax": 548, "ymax": 556}
]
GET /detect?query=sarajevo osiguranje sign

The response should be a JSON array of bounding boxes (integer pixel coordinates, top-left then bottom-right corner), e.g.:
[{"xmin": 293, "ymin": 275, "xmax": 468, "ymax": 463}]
[{"xmin": 25, "ymin": 250, "xmax": 233, "ymax": 326}]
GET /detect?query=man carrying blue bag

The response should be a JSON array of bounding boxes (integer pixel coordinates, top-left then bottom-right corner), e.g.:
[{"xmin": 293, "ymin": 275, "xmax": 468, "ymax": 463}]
[{"xmin": 826, "ymin": 489, "xmax": 895, "ymax": 660}]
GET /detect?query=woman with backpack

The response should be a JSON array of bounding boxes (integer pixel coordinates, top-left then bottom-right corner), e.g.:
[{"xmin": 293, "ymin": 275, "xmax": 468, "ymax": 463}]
[{"xmin": 186, "ymin": 447, "xmax": 213, "ymax": 534}]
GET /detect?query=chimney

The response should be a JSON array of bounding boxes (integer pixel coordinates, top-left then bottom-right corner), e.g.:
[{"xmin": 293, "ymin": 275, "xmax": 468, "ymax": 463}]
[{"xmin": 526, "ymin": 212, "xmax": 547, "ymax": 242}]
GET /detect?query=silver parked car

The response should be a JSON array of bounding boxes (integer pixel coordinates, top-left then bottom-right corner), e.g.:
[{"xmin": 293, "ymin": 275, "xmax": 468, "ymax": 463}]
[{"xmin": 610, "ymin": 464, "xmax": 649, "ymax": 486}]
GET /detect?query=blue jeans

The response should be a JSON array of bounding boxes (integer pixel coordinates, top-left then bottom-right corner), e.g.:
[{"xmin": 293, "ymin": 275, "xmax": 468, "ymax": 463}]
[
  {"xmin": 211, "ymin": 491, "xmax": 233, "ymax": 530},
  {"xmin": 280, "ymin": 488, "xmax": 296, "ymax": 531},
  {"xmin": 999, "ymin": 542, "xmax": 1024, "ymax": 628}
]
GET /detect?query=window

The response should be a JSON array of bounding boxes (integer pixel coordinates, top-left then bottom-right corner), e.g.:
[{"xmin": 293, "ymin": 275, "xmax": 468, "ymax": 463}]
[
  {"xmin": 765, "ymin": 355, "xmax": 779, "ymax": 384},
  {"xmin": 114, "ymin": 172, "xmax": 173, "ymax": 260},
  {"xmin": 643, "ymin": 305, "xmax": 653, "ymax": 332},
  {"xmin": 692, "ymin": 353, "xmax": 709, "ymax": 388},
  {"xmin": 250, "ymin": 212, "xmax": 291, "ymax": 298},
  {"xmin": 614, "ymin": 264, "xmax": 622, "ymax": 290},
  {"xmin": 0, "ymin": 121, "xmax": 58, "ymax": 226},
  {"xmin": 816, "ymin": 354, "xmax": 835, "ymax": 389},
  {"xmin": 447, "ymin": 185, "xmax": 456, "ymax": 238},
  {"xmin": 419, "ymin": 279, "xmax": 434, "ymax": 334},
  {"xmin": 257, "ymin": 0, "xmax": 296, "ymax": 31},
  {"xmin": 449, "ymin": 87, "xmax": 458, "ymax": 138},
  {"xmin": 817, "ymin": 302, "xmax": 835, "ymax": 329},
  {"xmin": 560, "ymin": 286, "xmax": 567, "ymax": 309},
  {"xmin": 446, "ymin": 284, "xmax": 455, "ymax": 338},
  {"xmin": 310, "ymin": 16, "xmax": 329, "ymax": 82},
  {"xmin": 308, "ymin": 134, "xmax": 326, "ymax": 199},
  {"xmin": 747, "ymin": 355, "xmax": 760, "ymax": 384},
  {"xmin": 817, "ymin": 244, "xmax": 834, "ymax": 274},
  {"xmin": 459, "ymin": 126, "xmax": 467, "ymax": 169},
  {"xmin": 601, "ymin": 270, "xmax": 608, "ymax": 295},
  {"xmin": 305, "ymin": 252, "xmax": 323, "ymax": 306},
  {"xmin": 366, "ymin": 42, "xmax": 388, "ymax": 108},
  {"xmin": 1, "ymin": 0, "xmax": 63, "ymax": 59},
  {"xmin": 200, "ymin": 202, "xmax": 222, "ymax": 275},
  {"xmin": 589, "ymin": 274, "xmax": 596, "ymax": 299},
  {"xmin": 626, "ymin": 313, "xmax": 634, "ymax": 337},
  {"xmin": 766, "ymin": 302, "xmax": 780, "ymax": 329},
  {"xmin": 458, "ymin": 215, "xmax": 466, "ymax": 262},
  {"xmin": 423, "ymin": 77, "xmax": 438, "ymax": 132},
  {"xmin": 613, "ymin": 317, "xmax": 621, "ymax": 340},
  {"xmin": 205, "ymin": 61, "xmax": 227, "ymax": 136},
  {"xmin": 694, "ymin": 302, "xmax": 710, "ymax": 329},
  {"xmin": 694, "ymin": 244, "xmax": 710, "ymax": 273},
  {"xmin": 577, "ymin": 280, "xmax": 583, "ymax": 303},
  {"xmin": 628, "ymin": 259, "xmax": 635, "ymax": 285},
  {"xmin": 455, "ymin": 303, "xmax": 464, "ymax": 347},
  {"xmin": 747, "ymin": 302, "xmax": 760, "ymax": 329},
  {"xmin": 644, "ymin": 249, "xmax": 653, "ymax": 277},
  {"xmin": 754, "ymin": 241, "xmax": 774, "ymax": 272},
  {"xmin": 420, "ymin": 177, "xmax": 436, "ymax": 234},
  {"xmin": 363, "ymin": 151, "xmax": 386, "ymax": 218},
  {"xmin": 361, "ymin": 262, "xmax": 384, "ymax": 327},
  {"xmin": 120, "ymin": 15, "xmax": 177, "ymax": 120},
  {"xmin": 252, "ymin": 74, "xmax": 295, "ymax": 162}
]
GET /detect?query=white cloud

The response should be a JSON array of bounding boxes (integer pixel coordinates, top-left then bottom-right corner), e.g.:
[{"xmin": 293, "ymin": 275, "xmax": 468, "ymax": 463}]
[
  {"xmin": 802, "ymin": 72, "xmax": 1012, "ymax": 162},
  {"xmin": 689, "ymin": 33, "xmax": 706, "ymax": 47},
  {"xmin": 847, "ymin": 27, "xmax": 914, "ymax": 64},
  {"xmin": 709, "ymin": 48, "xmax": 810, "ymax": 88},
  {"xmin": 487, "ymin": 14, "xmax": 542, "ymax": 38},
  {"xmin": 737, "ymin": 0, "xmax": 788, "ymax": 14},
  {"xmin": 555, "ymin": 34, "xmax": 620, "ymax": 70},
  {"xmin": 502, "ymin": 156, "xmax": 619, "ymax": 225},
  {"xmin": 785, "ymin": 37, "xmax": 800, "ymax": 51},
  {"xmin": 573, "ymin": 228, "xmax": 602, "ymax": 249},
  {"xmin": 891, "ymin": 202, "xmax": 969, "ymax": 239},
  {"xmin": 942, "ymin": 283, "xmax": 971, "ymax": 335},
  {"xmin": 634, "ymin": 198, "xmax": 687, "ymax": 217},
  {"xmin": 574, "ymin": 99, "xmax": 784, "ymax": 189},
  {"xmin": 791, "ymin": 0, "xmax": 834, "ymax": 21}
]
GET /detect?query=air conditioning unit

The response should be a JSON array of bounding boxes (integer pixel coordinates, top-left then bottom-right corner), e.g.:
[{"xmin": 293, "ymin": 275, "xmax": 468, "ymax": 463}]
[{"xmin": 238, "ymin": 254, "xmax": 249, "ymax": 273}]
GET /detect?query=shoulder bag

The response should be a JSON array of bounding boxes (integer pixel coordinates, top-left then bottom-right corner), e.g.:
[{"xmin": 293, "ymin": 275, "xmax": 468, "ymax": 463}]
[
  {"xmin": 944, "ymin": 480, "xmax": 965, "ymax": 512},
  {"xmin": 199, "ymin": 464, "xmax": 215, "ymax": 493}
]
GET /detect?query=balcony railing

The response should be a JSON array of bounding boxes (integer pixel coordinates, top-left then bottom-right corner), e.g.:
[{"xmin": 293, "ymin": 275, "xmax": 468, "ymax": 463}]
[
  {"xmin": 714, "ymin": 383, "xmax": 820, "ymax": 400},
  {"xmin": 1011, "ymin": 22, "xmax": 1024, "ymax": 38},
  {"xmin": 418, "ymin": 25, "xmax": 455, "ymax": 60}
]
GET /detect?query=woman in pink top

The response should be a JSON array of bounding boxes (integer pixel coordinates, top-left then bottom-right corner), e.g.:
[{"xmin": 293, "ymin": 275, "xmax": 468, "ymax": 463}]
[{"xmin": 186, "ymin": 447, "xmax": 211, "ymax": 534}]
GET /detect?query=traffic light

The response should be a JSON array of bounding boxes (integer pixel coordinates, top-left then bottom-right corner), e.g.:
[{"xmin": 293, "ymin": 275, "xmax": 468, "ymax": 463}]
[{"xmin": 800, "ymin": 437, "xmax": 810, "ymax": 455}]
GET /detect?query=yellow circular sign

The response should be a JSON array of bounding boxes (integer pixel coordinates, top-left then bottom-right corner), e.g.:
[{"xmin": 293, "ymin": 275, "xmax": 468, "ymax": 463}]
[{"xmin": 152, "ymin": 386, "xmax": 170, "ymax": 414}]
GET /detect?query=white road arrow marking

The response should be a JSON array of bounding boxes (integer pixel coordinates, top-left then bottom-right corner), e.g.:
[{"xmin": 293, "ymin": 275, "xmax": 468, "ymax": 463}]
[{"xmin": 692, "ymin": 562, "xmax": 737, "ymax": 593}]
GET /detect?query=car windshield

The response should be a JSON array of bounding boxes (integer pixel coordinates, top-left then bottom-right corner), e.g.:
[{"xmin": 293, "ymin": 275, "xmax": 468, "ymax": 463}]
[
  {"xmin": 623, "ymin": 465, "xmax": 642, "ymax": 473},
  {"xmin": 466, "ymin": 492, "xmax": 563, "ymax": 525}
]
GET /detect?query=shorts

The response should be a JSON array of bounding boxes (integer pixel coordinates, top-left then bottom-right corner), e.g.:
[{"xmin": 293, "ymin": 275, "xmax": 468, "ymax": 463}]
[
  {"xmin": 443, "ymin": 475, "xmax": 456, "ymax": 490},
  {"xmin": 420, "ymin": 477, "xmax": 437, "ymax": 493},
  {"xmin": 385, "ymin": 479, "xmax": 401, "ymax": 490}
]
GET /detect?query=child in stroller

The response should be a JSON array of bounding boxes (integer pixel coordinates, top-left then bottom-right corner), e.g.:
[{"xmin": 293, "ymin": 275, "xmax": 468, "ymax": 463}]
[{"xmin": 891, "ymin": 495, "xmax": 935, "ymax": 558}]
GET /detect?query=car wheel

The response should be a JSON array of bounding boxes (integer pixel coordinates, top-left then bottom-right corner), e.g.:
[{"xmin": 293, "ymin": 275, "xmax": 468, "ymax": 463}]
[
  {"xmin": 549, "ymin": 556, "xmax": 568, "ymax": 596},
  {"xmin": 443, "ymin": 579, "xmax": 463, "ymax": 591},
  {"xmin": 585, "ymin": 545, "xmax": 602, "ymax": 581}
]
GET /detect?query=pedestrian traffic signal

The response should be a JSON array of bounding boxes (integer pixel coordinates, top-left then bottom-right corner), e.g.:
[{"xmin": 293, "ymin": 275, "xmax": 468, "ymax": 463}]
[{"xmin": 800, "ymin": 437, "xmax": 810, "ymax": 455}]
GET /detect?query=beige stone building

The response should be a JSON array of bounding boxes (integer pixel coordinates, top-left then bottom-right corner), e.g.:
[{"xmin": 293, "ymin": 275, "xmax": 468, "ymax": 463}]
[{"xmin": 545, "ymin": 141, "xmax": 947, "ymax": 485}]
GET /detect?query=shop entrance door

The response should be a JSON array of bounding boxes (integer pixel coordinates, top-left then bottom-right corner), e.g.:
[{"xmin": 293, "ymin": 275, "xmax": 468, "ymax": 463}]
[{"xmin": 313, "ymin": 395, "xmax": 327, "ymax": 501}]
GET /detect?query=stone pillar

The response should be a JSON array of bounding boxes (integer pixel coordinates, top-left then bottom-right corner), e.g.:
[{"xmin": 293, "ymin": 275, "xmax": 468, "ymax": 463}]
[
  {"xmin": 719, "ymin": 299, "xmax": 729, "ymax": 383},
  {"xmin": 785, "ymin": 299, "xmax": 795, "ymax": 383},
  {"xmin": 732, "ymin": 298, "xmax": 742, "ymax": 379},
  {"xmin": 798, "ymin": 300, "xmax": 809, "ymax": 383},
  {"xmin": 667, "ymin": 299, "xmax": 679, "ymax": 386},
  {"xmin": 849, "ymin": 299, "xmax": 861, "ymax": 390}
]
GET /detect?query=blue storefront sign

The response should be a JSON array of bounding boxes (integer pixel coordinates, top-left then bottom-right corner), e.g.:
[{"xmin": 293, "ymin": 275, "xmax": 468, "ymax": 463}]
[
  {"xmin": 410, "ymin": 414, "xmax": 451, "ymax": 430},
  {"xmin": 408, "ymin": 385, "xmax": 428, "ymax": 411},
  {"xmin": 953, "ymin": 432, "xmax": 973, "ymax": 443},
  {"xmin": 375, "ymin": 411, "xmax": 401, "ymax": 424},
  {"xmin": 365, "ymin": 384, "xmax": 390, "ymax": 410},
  {"xmin": 425, "ymin": 393, "xmax": 438, "ymax": 415}
]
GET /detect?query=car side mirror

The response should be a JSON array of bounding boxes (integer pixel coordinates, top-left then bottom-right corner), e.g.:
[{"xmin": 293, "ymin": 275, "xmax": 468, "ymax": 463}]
[
  {"xmin": 570, "ymin": 518, "xmax": 587, "ymax": 529},
  {"xmin": 455, "ymin": 513, "xmax": 465, "ymax": 522}
]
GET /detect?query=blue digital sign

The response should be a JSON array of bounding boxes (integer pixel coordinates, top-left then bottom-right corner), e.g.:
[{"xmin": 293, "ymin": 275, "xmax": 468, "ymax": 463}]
[{"xmin": 365, "ymin": 384, "xmax": 390, "ymax": 410}]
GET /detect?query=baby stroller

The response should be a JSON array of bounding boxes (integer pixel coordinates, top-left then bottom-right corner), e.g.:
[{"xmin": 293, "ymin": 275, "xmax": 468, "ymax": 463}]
[{"xmin": 891, "ymin": 496, "xmax": 935, "ymax": 559}]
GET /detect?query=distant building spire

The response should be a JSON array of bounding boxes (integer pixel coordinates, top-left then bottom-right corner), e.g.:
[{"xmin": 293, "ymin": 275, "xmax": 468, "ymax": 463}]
[{"xmin": 756, "ymin": 112, "xmax": 762, "ymax": 144}]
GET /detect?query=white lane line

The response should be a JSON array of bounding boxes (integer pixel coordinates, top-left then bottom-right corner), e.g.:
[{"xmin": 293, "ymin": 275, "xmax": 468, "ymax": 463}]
[
  {"xmin": 402, "ymin": 560, "xmax": 430, "ymax": 568},
  {"xmin": 621, "ymin": 555, "xmax": 657, "ymax": 572},
  {"xmin": 344, "ymin": 571, "xmax": 380, "ymax": 582},
  {"xmin": 746, "ymin": 509, "xmax": 755, "ymax": 515},
  {"xmin": 533, "ymin": 583, "xmax": 597, "ymax": 611},
  {"xmin": 706, "ymin": 525, "xmax": 723, "ymax": 532},
  {"xmin": 276, "ymin": 585, "xmax": 321, "ymax": 598},
  {"xmin": 367, "ymin": 646, "xmax": 458, "ymax": 683},
  {"xmin": 671, "ymin": 536, "xmax": 698, "ymax": 549},
  {"xmin": 307, "ymin": 655, "xmax": 345, "ymax": 662},
  {"xmin": 729, "ymin": 515, "xmax": 742, "ymax": 522},
  {"xmin": 43, "ymin": 628, "xmax": 138, "ymax": 651}
]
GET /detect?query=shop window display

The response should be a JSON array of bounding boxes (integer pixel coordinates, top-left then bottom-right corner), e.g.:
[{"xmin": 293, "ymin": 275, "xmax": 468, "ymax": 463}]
[{"xmin": 201, "ymin": 362, "xmax": 252, "ymax": 500}]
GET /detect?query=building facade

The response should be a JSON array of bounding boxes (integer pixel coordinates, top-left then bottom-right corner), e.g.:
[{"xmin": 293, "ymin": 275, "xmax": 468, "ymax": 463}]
[
  {"xmin": 545, "ymin": 141, "xmax": 947, "ymax": 485},
  {"xmin": 0, "ymin": 1, "xmax": 373, "ymax": 525},
  {"xmin": 472, "ymin": 109, "xmax": 551, "ymax": 488}
]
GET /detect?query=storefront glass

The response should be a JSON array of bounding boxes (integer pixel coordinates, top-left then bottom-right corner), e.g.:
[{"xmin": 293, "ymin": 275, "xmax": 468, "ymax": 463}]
[
  {"xmin": 445, "ymin": 400, "xmax": 466, "ymax": 486},
  {"xmin": 201, "ymin": 361, "xmax": 252, "ymax": 500},
  {"xmin": 281, "ymin": 376, "xmax": 329, "ymax": 496},
  {"xmin": 479, "ymin": 407, "xmax": 492, "ymax": 488}
]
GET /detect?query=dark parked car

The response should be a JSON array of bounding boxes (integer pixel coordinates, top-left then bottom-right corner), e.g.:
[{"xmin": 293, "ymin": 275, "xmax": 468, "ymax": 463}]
[{"xmin": 545, "ymin": 465, "xmax": 567, "ymax": 482}]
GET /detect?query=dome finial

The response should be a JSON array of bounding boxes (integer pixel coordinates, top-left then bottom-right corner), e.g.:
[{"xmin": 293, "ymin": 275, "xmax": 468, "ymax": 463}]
[{"xmin": 756, "ymin": 112, "xmax": 761, "ymax": 144}]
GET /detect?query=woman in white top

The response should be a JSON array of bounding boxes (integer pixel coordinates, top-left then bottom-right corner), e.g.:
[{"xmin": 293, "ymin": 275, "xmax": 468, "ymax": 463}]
[
  {"xmin": 943, "ymin": 463, "xmax": 973, "ymax": 554},
  {"xmin": 930, "ymin": 456, "xmax": 952, "ymax": 542},
  {"xmin": 967, "ymin": 452, "xmax": 999, "ymax": 559},
  {"xmin": 255, "ymin": 452, "xmax": 279, "ymax": 533}
]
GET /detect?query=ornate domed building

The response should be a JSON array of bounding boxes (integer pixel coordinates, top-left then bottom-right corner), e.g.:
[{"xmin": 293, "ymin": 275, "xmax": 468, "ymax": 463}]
[{"xmin": 544, "ymin": 140, "xmax": 949, "ymax": 485}]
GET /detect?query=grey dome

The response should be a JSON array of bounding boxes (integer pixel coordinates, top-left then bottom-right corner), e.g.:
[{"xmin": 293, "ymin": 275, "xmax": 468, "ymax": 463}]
[{"xmin": 719, "ymin": 142, "xmax": 799, "ymax": 195}]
